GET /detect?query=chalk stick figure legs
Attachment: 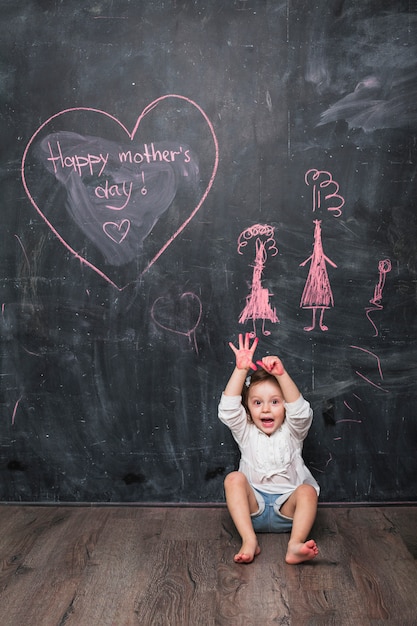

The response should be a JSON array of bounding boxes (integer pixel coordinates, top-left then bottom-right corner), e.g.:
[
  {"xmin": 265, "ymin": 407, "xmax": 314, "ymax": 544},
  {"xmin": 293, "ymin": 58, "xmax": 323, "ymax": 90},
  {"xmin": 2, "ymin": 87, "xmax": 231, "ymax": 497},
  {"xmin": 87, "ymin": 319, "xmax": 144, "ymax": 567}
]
[
  {"xmin": 303, "ymin": 306, "xmax": 329, "ymax": 332},
  {"xmin": 247, "ymin": 316, "xmax": 273, "ymax": 338}
]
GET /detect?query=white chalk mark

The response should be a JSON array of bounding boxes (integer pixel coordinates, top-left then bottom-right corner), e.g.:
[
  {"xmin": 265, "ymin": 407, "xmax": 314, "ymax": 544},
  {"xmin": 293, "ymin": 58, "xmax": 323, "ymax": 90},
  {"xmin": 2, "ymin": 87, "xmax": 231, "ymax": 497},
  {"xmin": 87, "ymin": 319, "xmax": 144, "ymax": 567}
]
[{"xmin": 15, "ymin": 235, "xmax": 30, "ymax": 268}]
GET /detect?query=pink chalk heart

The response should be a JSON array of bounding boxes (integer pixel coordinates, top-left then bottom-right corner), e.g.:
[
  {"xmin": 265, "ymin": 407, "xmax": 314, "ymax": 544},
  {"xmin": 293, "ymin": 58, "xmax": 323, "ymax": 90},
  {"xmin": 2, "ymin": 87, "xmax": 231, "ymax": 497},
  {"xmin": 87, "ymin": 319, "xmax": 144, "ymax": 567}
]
[
  {"xmin": 151, "ymin": 292, "xmax": 202, "ymax": 338},
  {"xmin": 103, "ymin": 219, "xmax": 130, "ymax": 244},
  {"xmin": 21, "ymin": 95, "xmax": 219, "ymax": 290}
]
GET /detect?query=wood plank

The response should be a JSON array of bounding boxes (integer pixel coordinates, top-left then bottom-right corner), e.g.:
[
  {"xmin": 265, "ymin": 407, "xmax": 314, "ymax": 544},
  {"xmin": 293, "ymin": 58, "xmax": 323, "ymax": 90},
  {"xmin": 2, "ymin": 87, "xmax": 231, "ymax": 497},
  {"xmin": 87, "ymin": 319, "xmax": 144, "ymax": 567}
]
[
  {"xmin": 134, "ymin": 538, "xmax": 217, "ymax": 626},
  {"xmin": 212, "ymin": 516, "xmax": 292, "ymax": 625},
  {"xmin": 318, "ymin": 507, "xmax": 417, "ymax": 624},
  {"xmin": 62, "ymin": 507, "xmax": 166, "ymax": 625},
  {"xmin": 285, "ymin": 509, "xmax": 374, "ymax": 625},
  {"xmin": 133, "ymin": 508, "xmax": 226, "ymax": 625},
  {"xmin": 343, "ymin": 507, "xmax": 417, "ymax": 622},
  {"xmin": 0, "ymin": 507, "xmax": 111, "ymax": 626},
  {"xmin": 382, "ymin": 506, "xmax": 417, "ymax": 559},
  {"xmin": 0, "ymin": 505, "xmax": 415, "ymax": 626}
]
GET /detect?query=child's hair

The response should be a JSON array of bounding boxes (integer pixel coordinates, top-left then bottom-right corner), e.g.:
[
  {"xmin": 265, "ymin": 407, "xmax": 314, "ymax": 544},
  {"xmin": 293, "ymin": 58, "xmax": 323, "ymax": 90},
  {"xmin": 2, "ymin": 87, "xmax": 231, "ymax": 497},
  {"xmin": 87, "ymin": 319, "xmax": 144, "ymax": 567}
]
[{"xmin": 242, "ymin": 368, "xmax": 282, "ymax": 422}]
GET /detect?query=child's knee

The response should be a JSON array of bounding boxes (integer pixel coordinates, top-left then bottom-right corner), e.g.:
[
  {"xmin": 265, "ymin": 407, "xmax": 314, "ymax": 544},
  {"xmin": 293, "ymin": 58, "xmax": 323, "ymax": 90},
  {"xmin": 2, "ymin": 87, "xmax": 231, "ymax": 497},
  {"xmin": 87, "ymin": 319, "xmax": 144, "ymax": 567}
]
[
  {"xmin": 224, "ymin": 471, "xmax": 246, "ymax": 490},
  {"xmin": 297, "ymin": 484, "xmax": 318, "ymax": 503}
]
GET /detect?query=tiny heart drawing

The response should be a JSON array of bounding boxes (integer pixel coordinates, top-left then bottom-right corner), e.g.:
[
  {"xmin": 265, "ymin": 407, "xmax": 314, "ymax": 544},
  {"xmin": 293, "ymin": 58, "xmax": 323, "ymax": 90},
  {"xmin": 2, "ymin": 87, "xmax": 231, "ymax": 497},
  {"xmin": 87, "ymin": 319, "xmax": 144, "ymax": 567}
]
[
  {"xmin": 103, "ymin": 220, "xmax": 130, "ymax": 244},
  {"xmin": 21, "ymin": 95, "xmax": 219, "ymax": 290}
]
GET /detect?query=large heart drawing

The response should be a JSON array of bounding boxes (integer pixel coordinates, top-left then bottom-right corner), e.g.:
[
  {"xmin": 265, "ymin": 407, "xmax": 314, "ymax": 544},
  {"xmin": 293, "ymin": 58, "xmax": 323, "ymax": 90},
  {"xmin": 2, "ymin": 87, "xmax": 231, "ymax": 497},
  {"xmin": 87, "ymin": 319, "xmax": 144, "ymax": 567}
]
[{"xmin": 21, "ymin": 95, "xmax": 219, "ymax": 289}]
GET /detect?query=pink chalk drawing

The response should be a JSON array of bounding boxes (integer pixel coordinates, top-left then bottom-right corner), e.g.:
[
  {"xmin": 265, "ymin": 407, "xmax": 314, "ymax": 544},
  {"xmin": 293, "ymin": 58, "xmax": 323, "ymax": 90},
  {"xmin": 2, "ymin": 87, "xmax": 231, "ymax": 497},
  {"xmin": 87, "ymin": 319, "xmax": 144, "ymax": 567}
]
[
  {"xmin": 365, "ymin": 258, "xmax": 392, "ymax": 336},
  {"xmin": 237, "ymin": 224, "xmax": 279, "ymax": 337},
  {"xmin": 11, "ymin": 397, "xmax": 22, "ymax": 426},
  {"xmin": 151, "ymin": 291, "xmax": 202, "ymax": 353},
  {"xmin": 340, "ymin": 263, "xmax": 391, "ymax": 422},
  {"xmin": 310, "ymin": 452, "xmax": 333, "ymax": 474},
  {"xmin": 336, "ymin": 418, "xmax": 362, "ymax": 424},
  {"xmin": 299, "ymin": 219, "xmax": 337, "ymax": 332},
  {"xmin": 103, "ymin": 219, "xmax": 130, "ymax": 244},
  {"xmin": 21, "ymin": 95, "xmax": 219, "ymax": 290},
  {"xmin": 350, "ymin": 345, "xmax": 388, "ymax": 393},
  {"xmin": 305, "ymin": 169, "xmax": 345, "ymax": 217}
]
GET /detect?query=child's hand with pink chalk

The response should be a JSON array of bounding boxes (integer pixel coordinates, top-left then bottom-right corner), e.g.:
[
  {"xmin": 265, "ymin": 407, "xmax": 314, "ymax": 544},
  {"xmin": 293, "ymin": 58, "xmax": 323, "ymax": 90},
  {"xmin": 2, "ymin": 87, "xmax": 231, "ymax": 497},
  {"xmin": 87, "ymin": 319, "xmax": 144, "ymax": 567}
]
[
  {"xmin": 229, "ymin": 333, "xmax": 258, "ymax": 371},
  {"xmin": 256, "ymin": 355, "xmax": 285, "ymax": 377}
]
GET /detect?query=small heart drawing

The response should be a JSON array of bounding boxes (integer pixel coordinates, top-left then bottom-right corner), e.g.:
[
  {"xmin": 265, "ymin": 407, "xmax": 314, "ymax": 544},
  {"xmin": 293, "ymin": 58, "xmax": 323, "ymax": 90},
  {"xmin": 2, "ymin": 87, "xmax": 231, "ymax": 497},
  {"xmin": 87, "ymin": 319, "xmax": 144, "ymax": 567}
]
[
  {"xmin": 103, "ymin": 219, "xmax": 130, "ymax": 244},
  {"xmin": 21, "ymin": 95, "xmax": 219, "ymax": 289}
]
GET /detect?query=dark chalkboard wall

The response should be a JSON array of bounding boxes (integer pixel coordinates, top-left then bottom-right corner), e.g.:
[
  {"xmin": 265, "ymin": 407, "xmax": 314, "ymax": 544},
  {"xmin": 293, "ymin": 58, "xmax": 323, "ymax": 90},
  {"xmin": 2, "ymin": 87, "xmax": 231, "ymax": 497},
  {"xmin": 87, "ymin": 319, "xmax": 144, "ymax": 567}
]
[{"xmin": 1, "ymin": 0, "xmax": 416, "ymax": 504}]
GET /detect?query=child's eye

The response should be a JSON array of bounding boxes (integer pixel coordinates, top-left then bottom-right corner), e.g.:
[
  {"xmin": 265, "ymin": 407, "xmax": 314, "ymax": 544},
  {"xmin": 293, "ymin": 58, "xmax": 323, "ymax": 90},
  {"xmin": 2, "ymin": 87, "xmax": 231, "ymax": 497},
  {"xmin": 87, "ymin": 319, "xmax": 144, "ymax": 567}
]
[{"xmin": 272, "ymin": 399, "xmax": 280, "ymax": 405}]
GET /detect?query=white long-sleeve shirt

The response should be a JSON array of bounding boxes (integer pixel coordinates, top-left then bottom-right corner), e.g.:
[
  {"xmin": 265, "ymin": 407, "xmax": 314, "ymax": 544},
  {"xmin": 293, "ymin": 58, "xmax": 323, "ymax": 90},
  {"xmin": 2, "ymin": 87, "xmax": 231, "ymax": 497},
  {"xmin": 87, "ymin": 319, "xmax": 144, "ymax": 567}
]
[{"xmin": 218, "ymin": 393, "xmax": 319, "ymax": 496}]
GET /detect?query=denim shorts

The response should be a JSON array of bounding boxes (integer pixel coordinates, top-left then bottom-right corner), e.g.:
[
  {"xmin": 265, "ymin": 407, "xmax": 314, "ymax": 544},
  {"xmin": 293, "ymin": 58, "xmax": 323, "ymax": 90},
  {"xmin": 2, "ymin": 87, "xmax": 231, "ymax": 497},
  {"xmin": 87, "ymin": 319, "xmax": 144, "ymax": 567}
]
[{"xmin": 251, "ymin": 488, "xmax": 293, "ymax": 533}]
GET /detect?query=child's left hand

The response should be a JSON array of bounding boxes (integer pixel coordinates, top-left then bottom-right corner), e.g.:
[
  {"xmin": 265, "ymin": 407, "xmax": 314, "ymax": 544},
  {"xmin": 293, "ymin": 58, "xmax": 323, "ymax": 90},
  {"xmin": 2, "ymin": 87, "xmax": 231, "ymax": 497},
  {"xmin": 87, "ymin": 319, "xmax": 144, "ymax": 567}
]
[{"xmin": 257, "ymin": 355, "xmax": 285, "ymax": 377}]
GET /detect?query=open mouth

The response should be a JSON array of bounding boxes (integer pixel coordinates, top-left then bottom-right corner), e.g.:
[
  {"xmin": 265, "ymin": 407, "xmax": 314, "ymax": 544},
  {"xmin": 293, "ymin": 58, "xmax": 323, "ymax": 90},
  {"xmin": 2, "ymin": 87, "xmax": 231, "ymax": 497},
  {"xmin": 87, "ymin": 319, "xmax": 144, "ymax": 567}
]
[{"xmin": 261, "ymin": 418, "xmax": 274, "ymax": 427}]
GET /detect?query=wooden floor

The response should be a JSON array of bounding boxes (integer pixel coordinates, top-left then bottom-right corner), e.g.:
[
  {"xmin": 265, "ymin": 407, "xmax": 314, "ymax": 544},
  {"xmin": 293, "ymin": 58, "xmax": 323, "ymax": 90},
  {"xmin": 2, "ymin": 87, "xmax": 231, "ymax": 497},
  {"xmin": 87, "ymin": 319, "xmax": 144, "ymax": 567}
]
[{"xmin": 0, "ymin": 505, "xmax": 416, "ymax": 625}]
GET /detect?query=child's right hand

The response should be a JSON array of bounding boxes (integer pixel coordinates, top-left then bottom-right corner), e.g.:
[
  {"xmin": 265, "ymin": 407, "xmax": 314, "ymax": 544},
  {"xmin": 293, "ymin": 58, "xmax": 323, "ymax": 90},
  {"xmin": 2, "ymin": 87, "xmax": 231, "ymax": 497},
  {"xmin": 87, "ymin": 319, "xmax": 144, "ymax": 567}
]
[
  {"xmin": 257, "ymin": 355, "xmax": 285, "ymax": 377},
  {"xmin": 229, "ymin": 333, "xmax": 258, "ymax": 371}
]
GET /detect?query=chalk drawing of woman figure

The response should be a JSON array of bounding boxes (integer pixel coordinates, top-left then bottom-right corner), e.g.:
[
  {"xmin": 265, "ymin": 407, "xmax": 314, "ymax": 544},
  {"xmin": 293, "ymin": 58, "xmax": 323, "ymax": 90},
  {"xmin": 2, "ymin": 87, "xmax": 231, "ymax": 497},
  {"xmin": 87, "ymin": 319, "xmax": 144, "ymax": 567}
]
[
  {"xmin": 300, "ymin": 219, "xmax": 337, "ymax": 332},
  {"xmin": 365, "ymin": 258, "xmax": 392, "ymax": 337},
  {"xmin": 238, "ymin": 225, "xmax": 279, "ymax": 337}
]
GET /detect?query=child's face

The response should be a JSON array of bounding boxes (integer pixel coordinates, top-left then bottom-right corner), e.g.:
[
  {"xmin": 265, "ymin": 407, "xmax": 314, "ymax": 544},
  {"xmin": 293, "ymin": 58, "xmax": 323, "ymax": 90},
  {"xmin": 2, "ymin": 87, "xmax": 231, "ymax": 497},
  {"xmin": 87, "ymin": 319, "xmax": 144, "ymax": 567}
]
[{"xmin": 247, "ymin": 379, "xmax": 285, "ymax": 436}]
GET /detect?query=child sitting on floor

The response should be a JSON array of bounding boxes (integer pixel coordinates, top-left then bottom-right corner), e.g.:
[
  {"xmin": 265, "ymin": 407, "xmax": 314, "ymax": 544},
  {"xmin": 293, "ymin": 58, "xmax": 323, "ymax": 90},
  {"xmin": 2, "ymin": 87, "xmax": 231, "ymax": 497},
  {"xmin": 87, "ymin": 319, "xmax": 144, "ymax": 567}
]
[{"xmin": 218, "ymin": 333, "xmax": 319, "ymax": 564}]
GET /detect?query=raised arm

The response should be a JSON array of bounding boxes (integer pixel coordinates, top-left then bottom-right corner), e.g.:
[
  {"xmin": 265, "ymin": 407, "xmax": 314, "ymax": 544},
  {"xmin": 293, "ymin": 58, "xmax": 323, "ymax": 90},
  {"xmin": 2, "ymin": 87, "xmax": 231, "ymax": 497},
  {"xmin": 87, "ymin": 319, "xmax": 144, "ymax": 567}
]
[
  {"xmin": 224, "ymin": 333, "xmax": 258, "ymax": 397},
  {"xmin": 257, "ymin": 355, "xmax": 301, "ymax": 404}
]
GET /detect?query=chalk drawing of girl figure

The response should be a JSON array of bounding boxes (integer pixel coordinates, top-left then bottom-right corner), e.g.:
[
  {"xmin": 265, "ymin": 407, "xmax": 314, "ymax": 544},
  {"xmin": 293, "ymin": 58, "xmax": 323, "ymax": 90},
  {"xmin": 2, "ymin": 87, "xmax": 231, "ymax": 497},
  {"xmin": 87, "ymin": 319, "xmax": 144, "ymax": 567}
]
[
  {"xmin": 300, "ymin": 219, "xmax": 337, "ymax": 332},
  {"xmin": 238, "ymin": 224, "xmax": 279, "ymax": 337}
]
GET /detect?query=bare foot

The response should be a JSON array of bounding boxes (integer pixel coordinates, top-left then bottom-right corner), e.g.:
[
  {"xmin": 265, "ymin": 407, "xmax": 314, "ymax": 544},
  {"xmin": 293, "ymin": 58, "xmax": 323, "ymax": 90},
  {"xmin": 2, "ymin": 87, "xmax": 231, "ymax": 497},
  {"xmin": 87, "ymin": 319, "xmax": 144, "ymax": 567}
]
[
  {"xmin": 234, "ymin": 538, "xmax": 261, "ymax": 564},
  {"xmin": 285, "ymin": 539, "xmax": 318, "ymax": 564}
]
